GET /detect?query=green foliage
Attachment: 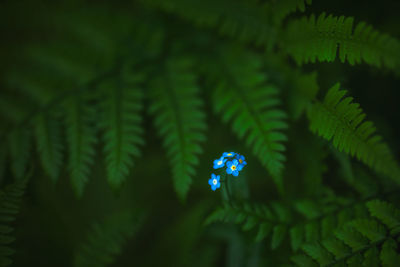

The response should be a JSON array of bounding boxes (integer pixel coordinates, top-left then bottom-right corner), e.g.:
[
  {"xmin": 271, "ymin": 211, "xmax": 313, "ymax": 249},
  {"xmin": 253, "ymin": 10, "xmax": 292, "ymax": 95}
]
[
  {"xmin": 205, "ymin": 201, "xmax": 290, "ymax": 250},
  {"xmin": 73, "ymin": 211, "xmax": 142, "ymax": 267},
  {"xmin": 149, "ymin": 57, "xmax": 206, "ymax": 201},
  {"xmin": 64, "ymin": 93, "xmax": 97, "ymax": 197},
  {"xmin": 292, "ymin": 200, "xmax": 400, "ymax": 266},
  {"xmin": 309, "ymin": 83, "xmax": 400, "ymax": 184},
  {"xmin": 284, "ymin": 13, "xmax": 400, "ymax": 71},
  {"xmin": 212, "ymin": 49, "xmax": 287, "ymax": 189},
  {"xmin": 98, "ymin": 76, "xmax": 144, "ymax": 189},
  {"xmin": 33, "ymin": 112, "xmax": 64, "ymax": 182},
  {"xmin": 0, "ymin": 178, "xmax": 27, "ymax": 266},
  {"xmin": 367, "ymin": 200, "xmax": 400, "ymax": 232},
  {"xmin": 205, "ymin": 197, "xmax": 371, "ymax": 253}
]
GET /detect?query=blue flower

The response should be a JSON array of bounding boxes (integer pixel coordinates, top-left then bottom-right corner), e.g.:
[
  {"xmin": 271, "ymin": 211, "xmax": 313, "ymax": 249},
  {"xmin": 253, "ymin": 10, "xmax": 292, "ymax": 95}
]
[
  {"xmin": 226, "ymin": 159, "xmax": 243, "ymax": 177},
  {"xmin": 213, "ymin": 156, "xmax": 227, "ymax": 169},
  {"xmin": 208, "ymin": 173, "xmax": 221, "ymax": 191},
  {"xmin": 223, "ymin": 152, "xmax": 236, "ymax": 158},
  {"xmin": 236, "ymin": 154, "xmax": 247, "ymax": 167}
]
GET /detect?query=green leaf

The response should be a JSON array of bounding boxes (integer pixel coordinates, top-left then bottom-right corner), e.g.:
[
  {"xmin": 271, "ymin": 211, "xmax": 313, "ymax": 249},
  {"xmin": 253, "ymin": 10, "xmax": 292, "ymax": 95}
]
[
  {"xmin": 271, "ymin": 225, "xmax": 287, "ymax": 249},
  {"xmin": 305, "ymin": 221, "xmax": 320, "ymax": 243},
  {"xmin": 255, "ymin": 223, "xmax": 272, "ymax": 242},
  {"xmin": 284, "ymin": 13, "xmax": 400, "ymax": 72},
  {"xmin": 308, "ymin": 83, "xmax": 400, "ymax": 184},
  {"xmin": 335, "ymin": 225, "xmax": 368, "ymax": 251},
  {"xmin": 363, "ymin": 247, "xmax": 380, "ymax": 267},
  {"xmin": 302, "ymin": 242, "xmax": 333, "ymax": 265},
  {"xmin": 321, "ymin": 215, "xmax": 337, "ymax": 239},
  {"xmin": 322, "ymin": 238, "xmax": 350, "ymax": 259},
  {"xmin": 367, "ymin": 200, "xmax": 400, "ymax": 231},
  {"xmin": 149, "ymin": 57, "xmax": 206, "ymax": 201},
  {"xmin": 351, "ymin": 219, "xmax": 386, "ymax": 242},
  {"xmin": 290, "ymin": 225, "xmax": 304, "ymax": 252},
  {"xmin": 64, "ymin": 93, "xmax": 97, "ymax": 197},
  {"xmin": 380, "ymin": 239, "xmax": 400, "ymax": 267},
  {"xmin": 98, "ymin": 77, "xmax": 144, "ymax": 189},
  {"xmin": 34, "ymin": 112, "xmax": 64, "ymax": 182},
  {"xmin": 291, "ymin": 254, "xmax": 318, "ymax": 267}
]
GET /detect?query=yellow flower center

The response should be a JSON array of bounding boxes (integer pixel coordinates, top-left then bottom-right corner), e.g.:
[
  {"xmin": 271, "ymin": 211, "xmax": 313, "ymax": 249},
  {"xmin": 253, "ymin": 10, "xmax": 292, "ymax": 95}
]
[
  {"xmin": 213, "ymin": 179, "xmax": 218, "ymax": 185},
  {"xmin": 218, "ymin": 160, "xmax": 222, "ymax": 165},
  {"xmin": 239, "ymin": 159, "xmax": 243, "ymax": 164},
  {"xmin": 227, "ymin": 153, "xmax": 232, "ymax": 156},
  {"xmin": 231, "ymin": 165, "xmax": 236, "ymax": 171}
]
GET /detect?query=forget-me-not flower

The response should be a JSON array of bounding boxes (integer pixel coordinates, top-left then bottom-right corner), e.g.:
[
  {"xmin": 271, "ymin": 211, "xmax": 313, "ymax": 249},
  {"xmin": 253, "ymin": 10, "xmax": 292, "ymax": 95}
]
[
  {"xmin": 236, "ymin": 154, "xmax": 247, "ymax": 167},
  {"xmin": 223, "ymin": 152, "xmax": 236, "ymax": 158},
  {"xmin": 208, "ymin": 173, "xmax": 221, "ymax": 191},
  {"xmin": 213, "ymin": 156, "xmax": 227, "ymax": 169},
  {"xmin": 226, "ymin": 159, "xmax": 243, "ymax": 177}
]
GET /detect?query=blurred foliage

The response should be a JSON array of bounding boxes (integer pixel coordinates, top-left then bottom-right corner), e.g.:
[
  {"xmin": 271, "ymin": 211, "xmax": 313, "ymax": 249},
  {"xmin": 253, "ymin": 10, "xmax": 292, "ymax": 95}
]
[{"xmin": 1, "ymin": 0, "xmax": 400, "ymax": 266}]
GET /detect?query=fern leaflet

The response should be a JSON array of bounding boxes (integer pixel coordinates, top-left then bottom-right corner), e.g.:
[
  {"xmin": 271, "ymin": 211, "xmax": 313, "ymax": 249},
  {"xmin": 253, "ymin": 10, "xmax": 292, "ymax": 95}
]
[
  {"xmin": 205, "ymin": 202, "xmax": 290, "ymax": 250},
  {"xmin": 291, "ymin": 200, "xmax": 400, "ymax": 267},
  {"xmin": 98, "ymin": 76, "xmax": 144, "ymax": 189},
  {"xmin": 284, "ymin": 13, "xmax": 400, "ymax": 71},
  {"xmin": 308, "ymin": 83, "xmax": 400, "ymax": 184},
  {"xmin": 64, "ymin": 93, "xmax": 97, "ymax": 197},
  {"xmin": 149, "ymin": 57, "xmax": 206, "ymax": 200},
  {"xmin": 33, "ymin": 112, "xmax": 64, "ymax": 182}
]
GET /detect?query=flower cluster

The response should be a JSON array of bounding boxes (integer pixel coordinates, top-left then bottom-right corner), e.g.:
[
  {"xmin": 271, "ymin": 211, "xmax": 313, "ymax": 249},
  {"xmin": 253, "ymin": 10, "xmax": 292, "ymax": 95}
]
[{"xmin": 208, "ymin": 152, "xmax": 247, "ymax": 191}]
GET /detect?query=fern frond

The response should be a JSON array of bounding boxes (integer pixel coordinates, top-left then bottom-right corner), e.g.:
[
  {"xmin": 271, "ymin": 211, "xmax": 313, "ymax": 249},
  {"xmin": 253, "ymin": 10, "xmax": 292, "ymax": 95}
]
[
  {"xmin": 64, "ymin": 94, "xmax": 97, "ymax": 197},
  {"xmin": 8, "ymin": 128, "xmax": 31, "ymax": 180},
  {"xmin": 367, "ymin": 200, "xmax": 400, "ymax": 233},
  {"xmin": 0, "ymin": 178, "xmax": 27, "ymax": 266},
  {"xmin": 212, "ymin": 50, "xmax": 287, "ymax": 189},
  {"xmin": 33, "ymin": 112, "xmax": 64, "ymax": 182},
  {"xmin": 205, "ymin": 202, "xmax": 290, "ymax": 250},
  {"xmin": 308, "ymin": 83, "xmax": 400, "ymax": 184},
  {"xmin": 284, "ymin": 13, "xmax": 400, "ymax": 71},
  {"xmin": 149, "ymin": 57, "xmax": 206, "ymax": 200},
  {"xmin": 73, "ymin": 211, "xmax": 142, "ymax": 267},
  {"xmin": 292, "ymin": 199, "xmax": 400, "ymax": 267},
  {"xmin": 98, "ymin": 76, "xmax": 144, "ymax": 189}
]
